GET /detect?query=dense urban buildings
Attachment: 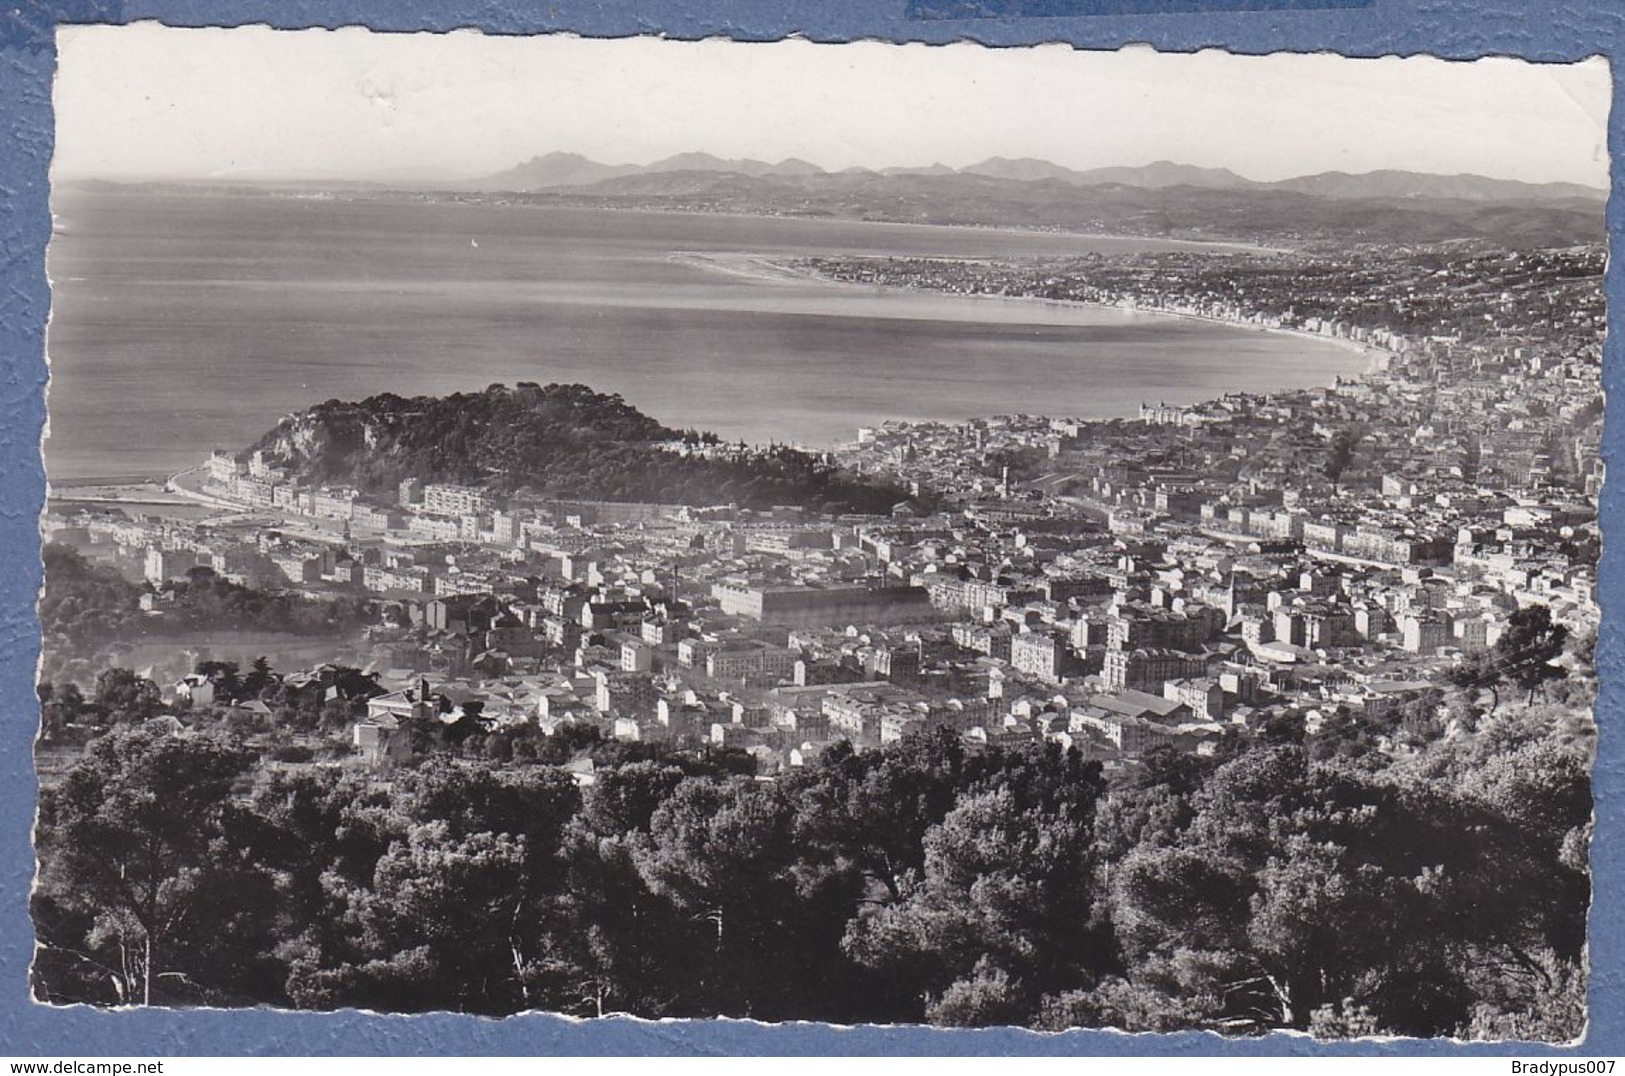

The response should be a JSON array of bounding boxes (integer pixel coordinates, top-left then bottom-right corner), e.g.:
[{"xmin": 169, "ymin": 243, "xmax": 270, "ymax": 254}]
[{"xmin": 42, "ymin": 239, "xmax": 1600, "ymax": 776}]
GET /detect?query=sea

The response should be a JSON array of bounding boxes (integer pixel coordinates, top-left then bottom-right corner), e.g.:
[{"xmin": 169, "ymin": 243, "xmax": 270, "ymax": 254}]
[{"xmin": 43, "ymin": 187, "xmax": 1369, "ymax": 481}]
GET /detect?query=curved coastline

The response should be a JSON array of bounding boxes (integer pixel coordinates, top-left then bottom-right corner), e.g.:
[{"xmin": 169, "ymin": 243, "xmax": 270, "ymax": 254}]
[
  {"xmin": 671, "ymin": 250, "xmax": 1392, "ymax": 386},
  {"xmin": 469, "ymin": 195, "xmax": 1288, "ymax": 255}
]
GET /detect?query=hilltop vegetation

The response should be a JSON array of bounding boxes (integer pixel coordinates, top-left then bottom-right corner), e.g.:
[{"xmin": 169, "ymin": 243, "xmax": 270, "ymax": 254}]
[
  {"xmin": 253, "ymin": 382, "xmax": 913, "ymax": 514},
  {"xmin": 33, "ymin": 716, "xmax": 1588, "ymax": 1035}
]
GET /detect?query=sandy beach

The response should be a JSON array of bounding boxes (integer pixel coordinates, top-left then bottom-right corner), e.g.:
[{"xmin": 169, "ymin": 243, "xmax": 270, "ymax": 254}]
[{"xmin": 676, "ymin": 250, "xmax": 1396, "ymax": 382}]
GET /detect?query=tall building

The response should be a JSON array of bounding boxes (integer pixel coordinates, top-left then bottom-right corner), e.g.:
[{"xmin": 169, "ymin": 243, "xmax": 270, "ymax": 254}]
[{"xmin": 422, "ymin": 483, "xmax": 495, "ymax": 517}]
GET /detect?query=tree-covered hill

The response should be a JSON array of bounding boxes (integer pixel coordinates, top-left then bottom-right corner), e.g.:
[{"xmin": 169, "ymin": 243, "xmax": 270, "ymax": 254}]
[
  {"xmin": 251, "ymin": 382, "xmax": 913, "ymax": 514},
  {"xmin": 32, "ymin": 718, "xmax": 1589, "ymax": 1035}
]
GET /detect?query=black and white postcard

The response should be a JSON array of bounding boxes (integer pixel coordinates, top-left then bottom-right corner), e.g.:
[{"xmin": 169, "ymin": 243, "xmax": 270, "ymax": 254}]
[{"xmin": 33, "ymin": 26, "xmax": 1607, "ymax": 1040}]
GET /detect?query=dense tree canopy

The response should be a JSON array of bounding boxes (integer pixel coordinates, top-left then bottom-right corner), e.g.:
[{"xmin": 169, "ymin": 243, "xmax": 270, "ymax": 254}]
[
  {"xmin": 33, "ymin": 728, "xmax": 258, "ymax": 1005},
  {"xmin": 32, "ymin": 713, "xmax": 1590, "ymax": 1039},
  {"xmin": 254, "ymin": 383, "xmax": 915, "ymax": 514}
]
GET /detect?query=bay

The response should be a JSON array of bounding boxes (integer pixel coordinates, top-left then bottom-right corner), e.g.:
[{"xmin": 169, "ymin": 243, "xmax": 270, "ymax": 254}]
[{"xmin": 44, "ymin": 188, "xmax": 1367, "ymax": 480}]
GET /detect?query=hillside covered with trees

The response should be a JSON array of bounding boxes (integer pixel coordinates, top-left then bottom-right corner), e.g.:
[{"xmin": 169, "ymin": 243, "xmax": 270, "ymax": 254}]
[
  {"xmin": 251, "ymin": 382, "xmax": 914, "ymax": 514},
  {"xmin": 32, "ymin": 709, "xmax": 1589, "ymax": 1038},
  {"xmin": 37, "ymin": 544, "xmax": 371, "ymax": 684}
]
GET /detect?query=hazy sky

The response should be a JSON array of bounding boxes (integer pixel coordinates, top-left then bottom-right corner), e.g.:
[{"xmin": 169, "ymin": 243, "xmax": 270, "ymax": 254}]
[{"xmin": 53, "ymin": 23, "xmax": 1612, "ymax": 186}]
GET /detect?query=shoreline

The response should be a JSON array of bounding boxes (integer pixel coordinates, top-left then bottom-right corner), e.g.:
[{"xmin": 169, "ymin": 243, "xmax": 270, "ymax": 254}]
[
  {"xmin": 45, "ymin": 467, "xmax": 294, "ymax": 522},
  {"xmin": 374, "ymin": 188, "xmax": 1291, "ymax": 256},
  {"xmin": 77, "ymin": 182, "xmax": 1294, "ymax": 256},
  {"xmin": 48, "ymin": 283, "xmax": 1390, "ymax": 507},
  {"xmin": 675, "ymin": 250, "xmax": 1393, "ymax": 384},
  {"xmin": 48, "ymin": 247, "xmax": 1389, "ymax": 502}
]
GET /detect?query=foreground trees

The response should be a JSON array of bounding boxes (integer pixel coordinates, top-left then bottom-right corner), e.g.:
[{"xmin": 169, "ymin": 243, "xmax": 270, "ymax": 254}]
[
  {"xmin": 33, "ymin": 729, "xmax": 259, "ymax": 1005},
  {"xmin": 32, "ymin": 716, "xmax": 1590, "ymax": 1039},
  {"xmin": 1446, "ymin": 605, "xmax": 1572, "ymax": 715}
]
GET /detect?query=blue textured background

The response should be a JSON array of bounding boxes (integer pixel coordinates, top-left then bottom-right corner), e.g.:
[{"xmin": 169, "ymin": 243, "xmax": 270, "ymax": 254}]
[
  {"xmin": 1, "ymin": 0, "xmax": 1621, "ymax": 1056},
  {"xmin": 905, "ymin": 1, "xmax": 1374, "ymax": 19}
]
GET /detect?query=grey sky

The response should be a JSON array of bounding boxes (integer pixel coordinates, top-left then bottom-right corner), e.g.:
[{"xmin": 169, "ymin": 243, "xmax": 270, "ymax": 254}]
[{"xmin": 52, "ymin": 23, "xmax": 1611, "ymax": 186}]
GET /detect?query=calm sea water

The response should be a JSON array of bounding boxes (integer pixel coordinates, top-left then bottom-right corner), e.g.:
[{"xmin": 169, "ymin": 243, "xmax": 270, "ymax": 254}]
[{"xmin": 45, "ymin": 189, "xmax": 1366, "ymax": 480}]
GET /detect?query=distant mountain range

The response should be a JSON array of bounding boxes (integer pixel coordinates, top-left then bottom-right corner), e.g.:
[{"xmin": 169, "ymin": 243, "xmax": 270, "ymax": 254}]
[
  {"xmin": 473, "ymin": 152, "xmax": 1605, "ymax": 206},
  {"xmin": 454, "ymin": 154, "xmax": 1606, "ymax": 249},
  {"xmin": 476, "ymin": 151, "xmax": 826, "ymax": 189}
]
